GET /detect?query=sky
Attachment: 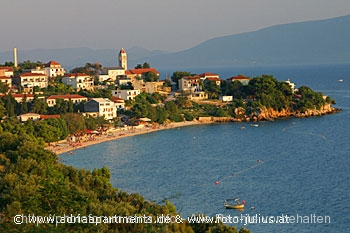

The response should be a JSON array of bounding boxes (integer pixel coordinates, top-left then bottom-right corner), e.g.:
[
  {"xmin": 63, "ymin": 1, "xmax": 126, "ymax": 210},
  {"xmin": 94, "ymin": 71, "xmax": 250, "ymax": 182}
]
[{"xmin": 1, "ymin": 0, "xmax": 350, "ymax": 53}]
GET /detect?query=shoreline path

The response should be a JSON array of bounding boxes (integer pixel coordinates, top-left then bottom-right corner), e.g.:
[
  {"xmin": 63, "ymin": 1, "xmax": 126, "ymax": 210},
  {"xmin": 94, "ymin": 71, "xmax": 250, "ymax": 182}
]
[{"xmin": 46, "ymin": 121, "xmax": 211, "ymax": 155}]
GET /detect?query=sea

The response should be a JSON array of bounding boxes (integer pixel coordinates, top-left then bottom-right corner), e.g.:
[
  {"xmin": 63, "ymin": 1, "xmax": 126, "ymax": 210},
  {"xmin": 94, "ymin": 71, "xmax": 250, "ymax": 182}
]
[{"xmin": 60, "ymin": 63, "xmax": 350, "ymax": 233}]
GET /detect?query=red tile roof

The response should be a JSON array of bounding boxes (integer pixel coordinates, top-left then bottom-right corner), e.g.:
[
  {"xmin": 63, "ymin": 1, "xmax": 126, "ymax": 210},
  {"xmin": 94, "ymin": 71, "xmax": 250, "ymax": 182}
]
[
  {"xmin": 228, "ymin": 75, "xmax": 251, "ymax": 80},
  {"xmin": 40, "ymin": 114, "xmax": 61, "ymax": 119},
  {"xmin": 8, "ymin": 94, "xmax": 35, "ymax": 98},
  {"xmin": 198, "ymin": 72, "xmax": 219, "ymax": 77},
  {"xmin": 112, "ymin": 96, "xmax": 125, "ymax": 102},
  {"xmin": 0, "ymin": 76, "xmax": 10, "ymax": 80},
  {"xmin": 20, "ymin": 72, "xmax": 47, "ymax": 77},
  {"xmin": 0, "ymin": 66, "xmax": 14, "ymax": 72},
  {"xmin": 184, "ymin": 75, "xmax": 200, "ymax": 80},
  {"xmin": 47, "ymin": 94, "xmax": 87, "ymax": 100},
  {"xmin": 126, "ymin": 68, "xmax": 159, "ymax": 75},
  {"xmin": 206, "ymin": 77, "xmax": 221, "ymax": 81},
  {"xmin": 46, "ymin": 60, "xmax": 61, "ymax": 67},
  {"xmin": 65, "ymin": 73, "xmax": 90, "ymax": 77}
]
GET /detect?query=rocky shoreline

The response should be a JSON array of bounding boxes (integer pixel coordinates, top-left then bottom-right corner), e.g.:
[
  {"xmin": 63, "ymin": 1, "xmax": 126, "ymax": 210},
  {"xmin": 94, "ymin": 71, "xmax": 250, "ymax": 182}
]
[{"xmin": 198, "ymin": 104, "xmax": 341, "ymax": 123}]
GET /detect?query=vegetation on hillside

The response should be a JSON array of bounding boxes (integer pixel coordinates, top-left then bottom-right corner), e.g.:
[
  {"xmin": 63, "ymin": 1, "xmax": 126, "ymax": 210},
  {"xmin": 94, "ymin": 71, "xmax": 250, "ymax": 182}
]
[
  {"xmin": 0, "ymin": 127, "xmax": 248, "ymax": 233},
  {"xmin": 120, "ymin": 75, "xmax": 335, "ymax": 124}
]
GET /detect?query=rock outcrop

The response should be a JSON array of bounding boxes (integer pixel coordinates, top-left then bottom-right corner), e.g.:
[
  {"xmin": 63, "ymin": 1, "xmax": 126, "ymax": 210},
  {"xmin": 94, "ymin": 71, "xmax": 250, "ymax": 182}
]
[
  {"xmin": 250, "ymin": 103, "xmax": 340, "ymax": 122},
  {"xmin": 198, "ymin": 104, "xmax": 340, "ymax": 123}
]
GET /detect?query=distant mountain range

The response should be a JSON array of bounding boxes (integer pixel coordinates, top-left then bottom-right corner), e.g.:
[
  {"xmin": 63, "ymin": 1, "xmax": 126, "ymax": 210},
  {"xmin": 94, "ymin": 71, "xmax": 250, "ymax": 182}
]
[{"xmin": 1, "ymin": 15, "xmax": 350, "ymax": 70}]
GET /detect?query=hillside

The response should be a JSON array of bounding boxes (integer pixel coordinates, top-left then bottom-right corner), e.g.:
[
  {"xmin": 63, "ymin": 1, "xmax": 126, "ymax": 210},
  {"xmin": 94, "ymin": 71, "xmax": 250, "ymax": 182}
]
[{"xmin": 147, "ymin": 15, "xmax": 350, "ymax": 68}]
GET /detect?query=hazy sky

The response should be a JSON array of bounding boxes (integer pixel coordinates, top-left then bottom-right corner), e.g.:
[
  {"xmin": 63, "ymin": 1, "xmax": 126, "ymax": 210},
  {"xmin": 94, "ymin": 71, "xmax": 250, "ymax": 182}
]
[{"xmin": 1, "ymin": 0, "xmax": 349, "ymax": 52}]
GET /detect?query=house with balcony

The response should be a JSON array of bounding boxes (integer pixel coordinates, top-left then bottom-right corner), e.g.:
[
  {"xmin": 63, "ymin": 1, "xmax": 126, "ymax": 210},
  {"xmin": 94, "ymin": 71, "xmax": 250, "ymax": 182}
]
[
  {"xmin": 112, "ymin": 96, "xmax": 126, "ymax": 110},
  {"xmin": 44, "ymin": 60, "xmax": 66, "ymax": 78},
  {"xmin": 62, "ymin": 73, "xmax": 94, "ymax": 91},
  {"xmin": 46, "ymin": 94, "xmax": 88, "ymax": 107},
  {"xmin": 84, "ymin": 98, "xmax": 117, "ymax": 120},
  {"xmin": 112, "ymin": 89, "xmax": 141, "ymax": 101},
  {"xmin": 178, "ymin": 75, "xmax": 208, "ymax": 100},
  {"xmin": 30, "ymin": 60, "xmax": 66, "ymax": 78},
  {"xmin": 15, "ymin": 72, "xmax": 48, "ymax": 93},
  {"xmin": 179, "ymin": 76, "xmax": 201, "ymax": 93}
]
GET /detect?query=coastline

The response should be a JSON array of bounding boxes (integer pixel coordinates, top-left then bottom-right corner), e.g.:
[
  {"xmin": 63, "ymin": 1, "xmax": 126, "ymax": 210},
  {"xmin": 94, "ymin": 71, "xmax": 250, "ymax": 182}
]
[
  {"xmin": 47, "ymin": 120, "xmax": 211, "ymax": 155},
  {"xmin": 48, "ymin": 105, "xmax": 340, "ymax": 156}
]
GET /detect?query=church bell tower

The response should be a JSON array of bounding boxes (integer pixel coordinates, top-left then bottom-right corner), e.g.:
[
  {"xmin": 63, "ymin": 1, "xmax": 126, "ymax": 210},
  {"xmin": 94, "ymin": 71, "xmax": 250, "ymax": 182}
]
[{"xmin": 119, "ymin": 48, "xmax": 127, "ymax": 71}]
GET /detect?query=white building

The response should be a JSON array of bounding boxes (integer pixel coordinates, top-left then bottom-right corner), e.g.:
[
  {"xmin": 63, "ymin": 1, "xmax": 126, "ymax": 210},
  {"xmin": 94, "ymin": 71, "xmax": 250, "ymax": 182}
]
[
  {"xmin": 221, "ymin": 96, "xmax": 233, "ymax": 102},
  {"xmin": 112, "ymin": 89, "xmax": 141, "ymax": 101},
  {"xmin": 62, "ymin": 73, "xmax": 94, "ymax": 91},
  {"xmin": 227, "ymin": 75, "xmax": 252, "ymax": 85},
  {"xmin": 198, "ymin": 72, "xmax": 220, "ymax": 81},
  {"xmin": 84, "ymin": 98, "xmax": 117, "ymax": 120},
  {"xmin": 178, "ymin": 76, "xmax": 201, "ymax": 93},
  {"xmin": 18, "ymin": 113, "xmax": 41, "ymax": 122},
  {"xmin": 285, "ymin": 79, "xmax": 296, "ymax": 93},
  {"xmin": 178, "ymin": 75, "xmax": 209, "ymax": 100},
  {"xmin": 100, "ymin": 67, "xmax": 125, "ymax": 82},
  {"xmin": 31, "ymin": 61, "xmax": 66, "ymax": 78},
  {"xmin": 0, "ymin": 66, "xmax": 14, "ymax": 77},
  {"xmin": 18, "ymin": 72, "xmax": 48, "ymax": 93},
  {"xmin": 46, "ymin": 94, "xmax": 87, "ymax": 107},
  {"xmin": 112, "ymin": 97, "xmax": 126, "ymax": 110},
  {"xmin": 116, "ymin": 78, "xmax": 132, "ymax": 86},
  {"xmin": 44, "ymin": 60, "xmax": 66, "ymax": 78}
]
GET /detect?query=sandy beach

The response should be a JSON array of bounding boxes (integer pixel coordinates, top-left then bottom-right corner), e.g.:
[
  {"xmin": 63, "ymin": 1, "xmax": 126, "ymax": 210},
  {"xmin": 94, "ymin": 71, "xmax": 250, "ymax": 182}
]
[{"xmin": 47, "ymin": 120, "xmax": 211, "ymax": 155}]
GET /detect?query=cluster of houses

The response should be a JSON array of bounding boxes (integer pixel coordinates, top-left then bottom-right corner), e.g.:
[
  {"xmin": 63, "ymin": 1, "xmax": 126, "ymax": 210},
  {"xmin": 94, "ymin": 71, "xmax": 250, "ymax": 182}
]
[
  {"xmin": 0, "ymin": 48, "xmax": 296, "ymax": 122},
  {"xmin": 0, "ymin": 48, "xmax": 168, "ymax": 121}
]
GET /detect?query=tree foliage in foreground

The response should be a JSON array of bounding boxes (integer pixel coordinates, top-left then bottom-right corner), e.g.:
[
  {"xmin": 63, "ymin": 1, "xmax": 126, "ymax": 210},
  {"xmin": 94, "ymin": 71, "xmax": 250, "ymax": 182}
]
[{"xmin": 0, "ymin": 132, "xmax": 244, "ymax": 233}]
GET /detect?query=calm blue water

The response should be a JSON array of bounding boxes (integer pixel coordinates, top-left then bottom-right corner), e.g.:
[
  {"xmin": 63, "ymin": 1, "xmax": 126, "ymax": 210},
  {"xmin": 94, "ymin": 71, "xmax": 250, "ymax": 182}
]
[{"xmin": 61, "ymin": 64, "xmax": 350, "ymax": 233}]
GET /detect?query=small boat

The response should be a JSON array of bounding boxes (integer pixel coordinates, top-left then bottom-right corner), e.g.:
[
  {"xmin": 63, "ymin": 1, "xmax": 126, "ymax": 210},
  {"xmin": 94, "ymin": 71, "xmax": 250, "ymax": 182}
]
[
  {"xmin": 250, "ymin": 124, "xmax": 259, "ymax": 127},
  {"xmin": 224, "ymin": 198, "xmax": 245, "ymax": 209},
  {"xmin": 338, "ymin": 79, "xmax": 343, "ymax": 82}
]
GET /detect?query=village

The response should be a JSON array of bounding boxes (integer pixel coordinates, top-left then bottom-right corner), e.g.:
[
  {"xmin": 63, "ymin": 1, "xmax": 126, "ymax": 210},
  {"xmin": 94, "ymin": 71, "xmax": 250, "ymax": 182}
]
[
  {"xmin": 0, "ymin": 48, "xmax": 270, "ymax": 118},
  {"xmin": 0, "ymin": 47, "xmax": 305, "ymax": 153},
  {"xmin": 0, "ymin": 48, "xmax": 295, "ymax": 121}
]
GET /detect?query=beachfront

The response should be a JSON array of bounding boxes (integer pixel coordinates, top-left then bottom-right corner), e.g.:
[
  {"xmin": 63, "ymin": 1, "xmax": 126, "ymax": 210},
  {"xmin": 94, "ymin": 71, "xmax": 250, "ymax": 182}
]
[{"xmin": 46, "ymin": 120, "xmax": 209, "ymax": 155}]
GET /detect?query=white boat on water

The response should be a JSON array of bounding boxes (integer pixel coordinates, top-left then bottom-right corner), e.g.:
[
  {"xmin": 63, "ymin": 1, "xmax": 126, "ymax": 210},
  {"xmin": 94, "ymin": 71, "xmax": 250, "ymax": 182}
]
[
  {"xmin": 250, "ymin": 124, "xmax": 259, "ymax": 127},
  {"xmin": 338, "ymin": 79, "xmax": 343, "ymax": 82},
  {"xmin": 224, "ymin": 198, "xmax": 245, "ymax": 209}
]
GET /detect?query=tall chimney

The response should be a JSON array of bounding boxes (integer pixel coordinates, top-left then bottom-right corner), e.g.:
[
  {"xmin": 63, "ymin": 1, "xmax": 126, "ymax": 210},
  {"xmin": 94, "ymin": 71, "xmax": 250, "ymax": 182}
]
[{"xmin": 13, "ymin": 47, "xmax": 18, "ymax": 68}]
